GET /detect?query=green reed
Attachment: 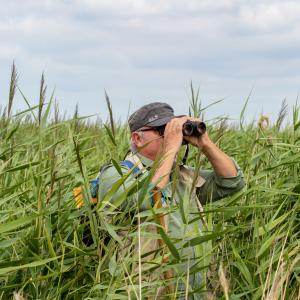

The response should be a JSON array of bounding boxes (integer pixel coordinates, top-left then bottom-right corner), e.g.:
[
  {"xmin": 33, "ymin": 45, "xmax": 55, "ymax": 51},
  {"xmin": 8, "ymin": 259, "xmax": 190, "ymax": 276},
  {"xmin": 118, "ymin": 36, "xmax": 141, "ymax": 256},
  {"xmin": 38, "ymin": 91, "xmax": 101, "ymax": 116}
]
[{"xmin": 0, "ymin": 68, "xmax": 300, "ymax": 299}]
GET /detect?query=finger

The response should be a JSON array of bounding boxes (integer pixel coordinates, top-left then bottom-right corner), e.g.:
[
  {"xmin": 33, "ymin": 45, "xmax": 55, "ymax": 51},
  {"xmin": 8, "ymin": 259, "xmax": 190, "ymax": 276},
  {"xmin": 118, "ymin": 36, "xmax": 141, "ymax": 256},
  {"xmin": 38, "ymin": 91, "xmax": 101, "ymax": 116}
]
[
  {"xmin": 169, "ymin": 122, "xmax": 182, "ymax": 133},
  {"xmin": 187, "ymin": 117, "xmax": 202, "ymax": 122},
  {"xmin": 165, "ymin": 116, "xmax": 189, "ymax": 133},
  {"xmin": 168, "ymin": 118, "xmax": 182, "ymax": 129},
  {"xmin": 172, "ymin": 116, "xmax": 189, "ymax": 126}
]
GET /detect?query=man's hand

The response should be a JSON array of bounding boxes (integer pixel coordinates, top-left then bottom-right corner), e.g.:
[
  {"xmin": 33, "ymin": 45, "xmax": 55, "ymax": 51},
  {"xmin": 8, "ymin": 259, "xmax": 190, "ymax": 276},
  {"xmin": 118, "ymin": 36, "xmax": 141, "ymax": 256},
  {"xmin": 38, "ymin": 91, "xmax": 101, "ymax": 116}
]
[
  {"xmin": 182, "ymin": 117, "xmax": 212, "ymax": 149},
  {"xmin": 152, "ymin": 116, "xmax": 188, "ymax": 189},
  {"xmin": 162, "ymin": 116, "xmax": 189, "ymax": 155},
  {"xmin": 180, "ymin": 116, "xmax": 238, "ymax": 177}
]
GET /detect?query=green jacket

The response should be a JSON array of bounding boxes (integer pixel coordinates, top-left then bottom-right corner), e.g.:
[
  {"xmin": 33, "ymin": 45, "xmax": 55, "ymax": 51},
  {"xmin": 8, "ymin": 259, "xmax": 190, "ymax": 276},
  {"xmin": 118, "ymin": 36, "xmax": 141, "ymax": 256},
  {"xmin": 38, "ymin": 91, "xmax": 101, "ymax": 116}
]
[{"xmin": 97, "ymin": 152, "xmax": 245, "ymax": 298}]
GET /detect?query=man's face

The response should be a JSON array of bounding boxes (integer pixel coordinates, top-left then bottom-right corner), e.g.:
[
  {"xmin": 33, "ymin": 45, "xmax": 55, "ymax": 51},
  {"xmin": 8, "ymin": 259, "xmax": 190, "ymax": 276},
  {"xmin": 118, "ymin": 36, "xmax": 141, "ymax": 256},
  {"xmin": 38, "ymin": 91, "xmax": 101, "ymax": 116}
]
[{"xmin": 131, "ymin": 125, "xmax": 166, "ymax": 160}]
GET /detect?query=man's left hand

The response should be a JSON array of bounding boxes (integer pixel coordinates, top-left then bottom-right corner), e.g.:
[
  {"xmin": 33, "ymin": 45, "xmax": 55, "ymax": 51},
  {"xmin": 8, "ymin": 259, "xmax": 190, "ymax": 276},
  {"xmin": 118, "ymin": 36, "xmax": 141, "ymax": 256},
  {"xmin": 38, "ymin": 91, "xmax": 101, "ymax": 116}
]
[{"xmin": 183, "ymin": 117, "xmax": 212, "ymax": 149}]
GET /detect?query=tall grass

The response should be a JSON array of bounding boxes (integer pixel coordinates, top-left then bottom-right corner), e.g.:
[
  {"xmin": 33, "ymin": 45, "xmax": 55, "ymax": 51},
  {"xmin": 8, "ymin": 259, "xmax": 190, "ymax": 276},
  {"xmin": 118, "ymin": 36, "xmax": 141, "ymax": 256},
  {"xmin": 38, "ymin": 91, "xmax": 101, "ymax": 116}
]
[{"xmin": 0, "ymin": 70, "xmax": 300, "ymax": 299}]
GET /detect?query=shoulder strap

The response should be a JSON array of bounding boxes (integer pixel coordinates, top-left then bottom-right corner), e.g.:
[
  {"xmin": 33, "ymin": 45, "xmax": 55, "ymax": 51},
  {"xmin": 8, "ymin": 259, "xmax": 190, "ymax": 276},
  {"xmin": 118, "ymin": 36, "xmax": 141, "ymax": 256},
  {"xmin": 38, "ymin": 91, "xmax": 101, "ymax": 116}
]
[{"xmin": 120, "ymin": 160, "xmax": 141, "ymax": 176}]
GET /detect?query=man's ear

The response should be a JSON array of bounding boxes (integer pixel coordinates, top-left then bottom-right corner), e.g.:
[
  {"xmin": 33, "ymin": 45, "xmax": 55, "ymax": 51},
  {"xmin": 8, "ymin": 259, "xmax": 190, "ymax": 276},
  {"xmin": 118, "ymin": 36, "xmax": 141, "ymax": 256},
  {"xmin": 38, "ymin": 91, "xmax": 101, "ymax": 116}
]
[{"xmin": 131, "ymin": 132, "xmax": 143, "ymax": 148}]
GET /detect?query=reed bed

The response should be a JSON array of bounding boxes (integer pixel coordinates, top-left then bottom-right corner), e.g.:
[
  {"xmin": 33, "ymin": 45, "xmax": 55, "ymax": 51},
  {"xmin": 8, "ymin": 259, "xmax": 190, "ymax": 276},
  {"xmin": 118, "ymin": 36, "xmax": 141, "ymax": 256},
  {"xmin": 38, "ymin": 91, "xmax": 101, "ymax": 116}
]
[{"xmin": 0, "ymin": 68, "xmax": 300, "ymax": 299}]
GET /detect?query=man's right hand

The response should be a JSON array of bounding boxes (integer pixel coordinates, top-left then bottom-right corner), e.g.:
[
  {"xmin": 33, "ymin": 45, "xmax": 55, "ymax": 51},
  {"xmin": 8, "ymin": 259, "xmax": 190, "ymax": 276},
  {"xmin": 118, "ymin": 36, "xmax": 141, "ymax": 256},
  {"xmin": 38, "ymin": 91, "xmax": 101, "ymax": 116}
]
[
  {"xmin": 162, "ymin": 116, "xmax": 189, "ymax": 156},
  {"xmin": 152, "ymin": 117, "xmax": 189, "ymax": 189}
]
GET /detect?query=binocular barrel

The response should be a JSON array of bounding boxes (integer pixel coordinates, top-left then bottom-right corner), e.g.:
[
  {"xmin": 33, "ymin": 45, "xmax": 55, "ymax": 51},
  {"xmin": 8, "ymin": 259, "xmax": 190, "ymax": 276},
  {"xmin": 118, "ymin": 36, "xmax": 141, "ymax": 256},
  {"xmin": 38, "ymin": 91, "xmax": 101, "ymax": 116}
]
[{"xmin": 182, "ymin": 121, "xmax": 206, "ymax": 137}]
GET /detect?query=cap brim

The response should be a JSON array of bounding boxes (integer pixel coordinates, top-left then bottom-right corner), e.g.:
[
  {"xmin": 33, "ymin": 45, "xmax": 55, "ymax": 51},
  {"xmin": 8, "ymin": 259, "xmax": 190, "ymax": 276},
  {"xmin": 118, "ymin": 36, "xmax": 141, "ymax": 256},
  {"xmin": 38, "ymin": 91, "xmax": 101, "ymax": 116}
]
[{"xmin": 146, "ymin": 116, "xmax": 174, "ymax": 127}]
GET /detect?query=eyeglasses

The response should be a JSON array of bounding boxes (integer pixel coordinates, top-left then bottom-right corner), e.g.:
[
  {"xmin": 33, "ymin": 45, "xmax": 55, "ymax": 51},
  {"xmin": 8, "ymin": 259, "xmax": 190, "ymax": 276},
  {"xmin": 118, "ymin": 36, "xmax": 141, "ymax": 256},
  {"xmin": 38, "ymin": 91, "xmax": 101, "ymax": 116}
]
[{"xmin": 137, "ymin": 125, "xmax": 166, "ymax": 137}]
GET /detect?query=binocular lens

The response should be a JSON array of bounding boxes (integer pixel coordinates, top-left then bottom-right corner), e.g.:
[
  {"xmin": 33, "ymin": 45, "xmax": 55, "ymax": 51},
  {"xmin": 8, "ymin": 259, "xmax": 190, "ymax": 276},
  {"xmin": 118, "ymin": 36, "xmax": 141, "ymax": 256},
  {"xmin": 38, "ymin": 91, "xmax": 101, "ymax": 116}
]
[
  {"xmin": 197, "ymin": 122, "xmax": 206, "ymax": 135},
  {"xmin": 183, "ymin": 123, "xmax": 194, "ymax": 136},
  {"xmin": 182, "ymin": 121, "xmax": 206, "ymax": 137}
]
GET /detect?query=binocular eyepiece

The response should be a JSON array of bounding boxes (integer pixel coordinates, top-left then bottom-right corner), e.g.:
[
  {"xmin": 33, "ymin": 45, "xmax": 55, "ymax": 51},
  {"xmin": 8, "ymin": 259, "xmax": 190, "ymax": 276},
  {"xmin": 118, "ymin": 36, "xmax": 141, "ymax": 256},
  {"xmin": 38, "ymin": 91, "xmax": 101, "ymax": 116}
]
[{"xmin": 182, "ymin": 121, "xmax": 206, "ymax": 137}]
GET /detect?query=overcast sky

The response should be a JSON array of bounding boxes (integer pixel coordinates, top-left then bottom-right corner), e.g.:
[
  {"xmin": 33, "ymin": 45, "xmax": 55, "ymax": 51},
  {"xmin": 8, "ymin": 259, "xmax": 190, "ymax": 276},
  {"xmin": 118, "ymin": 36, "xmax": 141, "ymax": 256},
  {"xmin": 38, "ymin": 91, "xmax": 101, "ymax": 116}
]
[{"xmin": 0, "ymin": 0, "xmax": 299, "ymax": 123}]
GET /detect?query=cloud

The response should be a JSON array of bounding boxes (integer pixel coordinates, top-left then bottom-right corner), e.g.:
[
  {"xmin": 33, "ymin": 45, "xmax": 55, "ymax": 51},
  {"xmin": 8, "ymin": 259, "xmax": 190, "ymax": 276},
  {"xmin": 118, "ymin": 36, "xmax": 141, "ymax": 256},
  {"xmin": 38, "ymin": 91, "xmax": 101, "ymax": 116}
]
[
  {"xmin": 239, "ymin": 1, "xmax": 300, "ymax": 33},
  {"xmin": 0, "ymin": 0, "xmax": 299, "ymax": 121}
]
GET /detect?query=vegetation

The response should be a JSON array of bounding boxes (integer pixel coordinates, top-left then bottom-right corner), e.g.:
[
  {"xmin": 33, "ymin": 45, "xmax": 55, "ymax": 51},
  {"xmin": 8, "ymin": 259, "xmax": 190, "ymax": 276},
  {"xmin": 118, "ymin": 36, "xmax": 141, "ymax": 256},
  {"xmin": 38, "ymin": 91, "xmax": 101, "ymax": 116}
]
[{"xmin": 1, "ymin": 66, "xmax": 300, "ymax": 299}]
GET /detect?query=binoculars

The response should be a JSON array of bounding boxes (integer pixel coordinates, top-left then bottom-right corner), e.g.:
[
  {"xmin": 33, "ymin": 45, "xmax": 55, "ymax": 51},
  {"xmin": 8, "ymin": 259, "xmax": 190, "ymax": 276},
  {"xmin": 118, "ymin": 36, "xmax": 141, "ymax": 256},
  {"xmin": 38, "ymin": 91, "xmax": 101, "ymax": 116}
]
[{"xmin": 182, "ymin": 121, "xmax": 206, "ymax": 137}]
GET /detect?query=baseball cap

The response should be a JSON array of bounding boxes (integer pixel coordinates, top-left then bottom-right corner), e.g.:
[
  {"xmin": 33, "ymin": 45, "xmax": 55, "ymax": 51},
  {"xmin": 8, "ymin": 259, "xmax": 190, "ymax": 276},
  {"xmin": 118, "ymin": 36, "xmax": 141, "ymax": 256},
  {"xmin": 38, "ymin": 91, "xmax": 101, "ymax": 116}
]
[{"xmin": 128, "ymin": 102, "xmax": 174, "ymax": 132}]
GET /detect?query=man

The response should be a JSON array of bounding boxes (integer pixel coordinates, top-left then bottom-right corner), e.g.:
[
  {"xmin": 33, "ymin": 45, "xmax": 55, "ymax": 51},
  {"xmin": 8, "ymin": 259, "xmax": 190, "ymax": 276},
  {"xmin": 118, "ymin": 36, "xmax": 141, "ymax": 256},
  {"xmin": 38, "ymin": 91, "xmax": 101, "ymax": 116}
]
[{"xmin": 98, "ymin": 102, "xmax": 244, "ymax": 298}]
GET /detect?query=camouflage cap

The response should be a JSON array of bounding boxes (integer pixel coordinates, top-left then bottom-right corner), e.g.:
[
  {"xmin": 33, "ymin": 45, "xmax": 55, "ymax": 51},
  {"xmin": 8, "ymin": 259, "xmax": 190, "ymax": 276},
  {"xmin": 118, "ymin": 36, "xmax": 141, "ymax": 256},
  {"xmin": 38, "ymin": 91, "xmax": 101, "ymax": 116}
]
[{"xmin": 128, "ymin": 102, "xmax": 174, "ymax": 132}]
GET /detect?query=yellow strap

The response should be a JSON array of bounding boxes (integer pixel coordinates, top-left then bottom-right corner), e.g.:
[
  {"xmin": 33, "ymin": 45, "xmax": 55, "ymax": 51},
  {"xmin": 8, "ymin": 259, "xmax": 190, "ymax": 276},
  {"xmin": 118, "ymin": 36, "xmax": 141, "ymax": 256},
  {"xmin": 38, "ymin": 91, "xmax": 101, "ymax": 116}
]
[
  {"xmin": 73, "ymin": 186, "xmax": 97, "ymax": 209},
  {"xmin": 152, "ymin": 188, "xmax": 174, "ymax": 295}
]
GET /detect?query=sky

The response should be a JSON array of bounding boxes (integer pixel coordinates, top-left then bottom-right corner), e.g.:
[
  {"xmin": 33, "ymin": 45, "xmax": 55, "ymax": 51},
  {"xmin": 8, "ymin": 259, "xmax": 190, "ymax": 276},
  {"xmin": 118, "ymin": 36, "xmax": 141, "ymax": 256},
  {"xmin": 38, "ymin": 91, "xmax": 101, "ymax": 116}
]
[{"xmin": 0, "ymin": 0, "xmax": 299, "ymax": 124}]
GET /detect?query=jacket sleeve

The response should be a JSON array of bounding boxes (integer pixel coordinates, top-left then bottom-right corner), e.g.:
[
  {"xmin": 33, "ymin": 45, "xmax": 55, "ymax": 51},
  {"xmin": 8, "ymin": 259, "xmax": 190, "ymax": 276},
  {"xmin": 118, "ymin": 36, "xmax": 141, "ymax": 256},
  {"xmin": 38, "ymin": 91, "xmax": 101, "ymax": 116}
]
[{"xmin": 196, "ymin": 158, "xmax": 245, "ymax": 205}]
